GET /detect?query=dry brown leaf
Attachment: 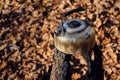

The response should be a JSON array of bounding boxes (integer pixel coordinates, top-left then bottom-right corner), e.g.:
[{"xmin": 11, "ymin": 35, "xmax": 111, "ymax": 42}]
[
  {"xmin": 117, "ymin": 45, "xmax": 120, "ymax": 50},
  {"xmin": 0, "ymin": 44, "xmax": 7, "ymax": 51},
  {"xmin": 71, "ymin": 73, "xmax": 81, "ymax": 80},
  {"xmin": 102, "ymin": 38, "xmax": 111, "ymax": 45},
  {"xmin": 106, "ymin": 68, "xmax": 112, "ymax": 75},
  {"xmin": 116, "ymin": 64, "xmax": 120, "ymax": 68},
  {"xmin": 42, "ymin": 33, "xmax": 49, "ymax": 41},
  {"xmin": 0, "ymin": 61, "xmax": 7, "ymax": 70}
]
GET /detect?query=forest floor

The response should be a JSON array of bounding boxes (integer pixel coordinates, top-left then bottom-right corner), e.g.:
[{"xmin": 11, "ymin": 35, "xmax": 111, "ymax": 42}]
[{"xmin": 0, "ymin": 0, "xmax": 120, "ymax": 80}]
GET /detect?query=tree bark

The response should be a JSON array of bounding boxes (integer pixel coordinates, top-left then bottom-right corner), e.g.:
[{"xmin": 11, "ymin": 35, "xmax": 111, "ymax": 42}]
[{"xmin": 50, "ymin": 49, "xmax": 69, "ymax": 80}]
